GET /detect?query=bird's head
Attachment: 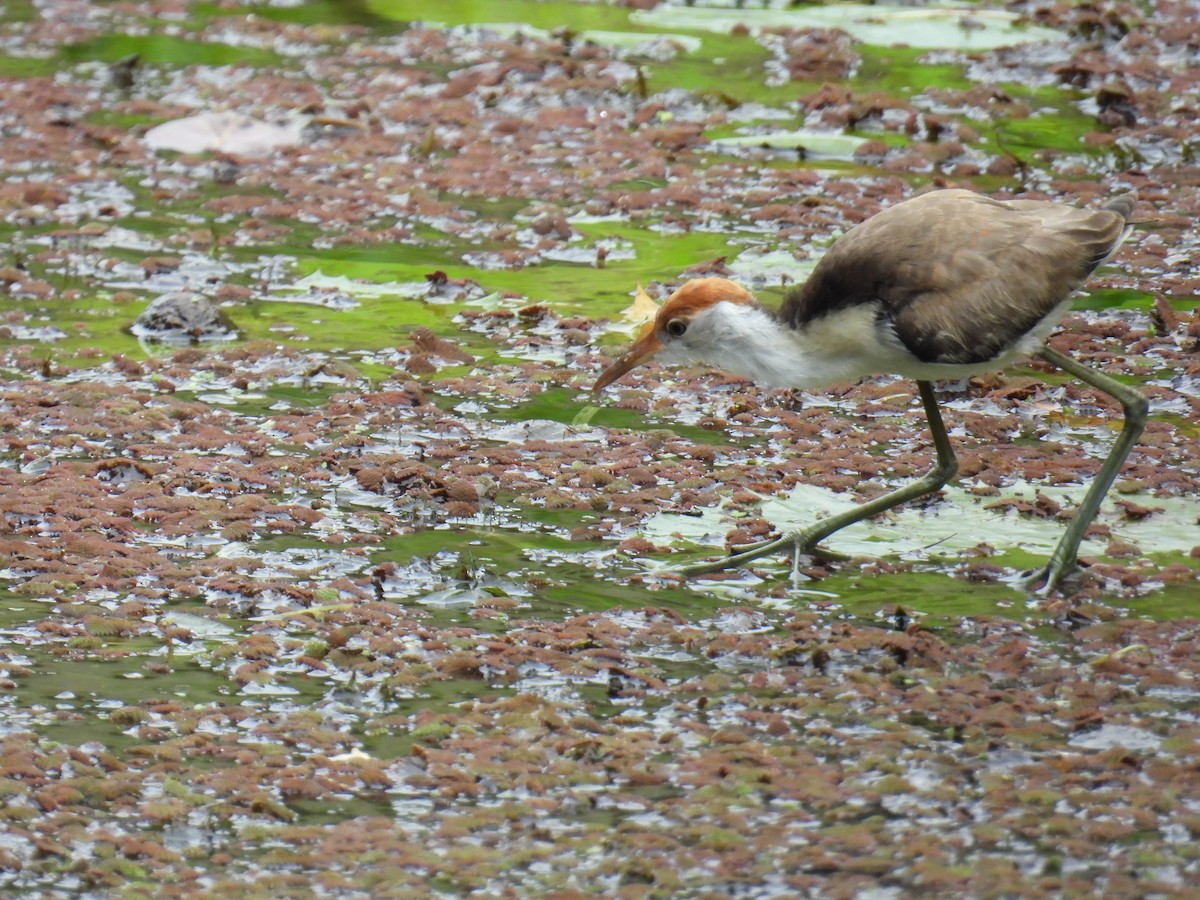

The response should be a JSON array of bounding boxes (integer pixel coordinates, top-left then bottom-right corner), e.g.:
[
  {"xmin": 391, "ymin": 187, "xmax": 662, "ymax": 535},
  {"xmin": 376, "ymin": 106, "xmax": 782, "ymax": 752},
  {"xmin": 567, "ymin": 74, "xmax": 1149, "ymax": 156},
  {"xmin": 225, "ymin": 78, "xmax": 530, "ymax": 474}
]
[{"xmin": 592, "ymin": 277, "xmax": 758, "ymax": 394}]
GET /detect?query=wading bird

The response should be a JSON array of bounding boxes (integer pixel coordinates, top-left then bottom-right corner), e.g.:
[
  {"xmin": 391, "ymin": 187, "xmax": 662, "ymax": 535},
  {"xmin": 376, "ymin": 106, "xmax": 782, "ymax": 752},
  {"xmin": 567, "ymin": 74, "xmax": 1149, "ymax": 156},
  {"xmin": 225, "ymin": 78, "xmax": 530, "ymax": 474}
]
[{"xmin": 593, "ymin": 189, "xmax": 1143, "ymax": 595}]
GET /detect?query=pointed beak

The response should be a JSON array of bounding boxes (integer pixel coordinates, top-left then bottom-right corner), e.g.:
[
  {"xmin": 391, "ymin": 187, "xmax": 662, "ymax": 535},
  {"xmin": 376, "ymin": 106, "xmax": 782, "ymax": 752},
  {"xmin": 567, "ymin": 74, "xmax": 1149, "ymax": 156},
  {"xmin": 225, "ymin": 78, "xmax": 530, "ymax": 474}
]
[{"xmin": 592, "ymin": 325, "xmax": 662, "ymax": 395}]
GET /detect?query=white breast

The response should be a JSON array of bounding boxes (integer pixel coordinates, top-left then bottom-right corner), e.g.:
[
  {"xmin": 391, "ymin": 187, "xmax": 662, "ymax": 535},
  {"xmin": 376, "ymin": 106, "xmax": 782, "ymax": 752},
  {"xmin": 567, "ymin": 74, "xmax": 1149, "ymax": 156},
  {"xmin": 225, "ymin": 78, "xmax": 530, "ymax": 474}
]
[{"xmin": 661, "ymin": 298, "xmax": 1071, "ymax": 391}]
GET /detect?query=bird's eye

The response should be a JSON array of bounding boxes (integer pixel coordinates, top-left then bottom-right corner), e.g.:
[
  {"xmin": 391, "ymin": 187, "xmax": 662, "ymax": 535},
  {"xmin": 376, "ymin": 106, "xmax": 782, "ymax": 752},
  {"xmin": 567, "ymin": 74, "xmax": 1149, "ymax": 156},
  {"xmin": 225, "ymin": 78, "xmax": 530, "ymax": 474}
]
[{"xmin": 665, "ymin": 319, "xmax": 688, "ymax": 338}]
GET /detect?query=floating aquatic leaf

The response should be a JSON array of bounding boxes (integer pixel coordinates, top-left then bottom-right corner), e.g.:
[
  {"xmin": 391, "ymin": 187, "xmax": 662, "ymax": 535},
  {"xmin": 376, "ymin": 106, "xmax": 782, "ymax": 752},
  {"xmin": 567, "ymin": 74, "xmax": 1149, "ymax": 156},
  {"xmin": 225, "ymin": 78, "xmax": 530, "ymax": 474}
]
[
  {"xmin": 642, "ymin": 483, "xmax": 1200, "ymax": 558},
  {"xmin": 144, "ymin": 111, "xmax": 306, "ymax": 155},
  {"xmin": 725, "ymin": 250, "xmax": 817, "ymax": 287},
  {"xmin": 1068, "ymin": 724, "xmax": 1162, "ymax": 751},
  {"xmin": 583, "ymin": 30, "xmax": 702, "ymax": 55},
  {"xmin": 282, "ymin": 271, "xmax": 429, "ymax": 300},
  {"xmin": 711, "ymin": 129, "xmax": 867, "ymax": 159},
  {"xmin": 1, "ymin": 325, "xmax": 67, "ymax": 342},
  {"xmin": 417, "ymin": 586, "xmax": 485, "ymax": 608},
  {"xmin": 160, "ymin": 613, "xmax": 235, "ymax": 639},
  {"xmin": 250, "ymin": 603, "xmax": 354, "ymax": 622},
  {"xmin": 481, "ymin": 419, "xmax": 605, "ymax": 443},
  {"xmin": 633, "ymin": 3, "xmax": 1061, "ymax": 51}
]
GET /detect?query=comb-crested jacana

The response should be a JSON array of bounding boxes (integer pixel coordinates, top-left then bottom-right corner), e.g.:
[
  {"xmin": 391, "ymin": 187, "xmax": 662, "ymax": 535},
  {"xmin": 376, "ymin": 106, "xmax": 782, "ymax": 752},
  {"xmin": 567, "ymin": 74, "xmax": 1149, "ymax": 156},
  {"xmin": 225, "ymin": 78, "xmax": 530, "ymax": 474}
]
[{"xmin": 593, "ymin": 188, "xmax": 1143, "ymax": 595}]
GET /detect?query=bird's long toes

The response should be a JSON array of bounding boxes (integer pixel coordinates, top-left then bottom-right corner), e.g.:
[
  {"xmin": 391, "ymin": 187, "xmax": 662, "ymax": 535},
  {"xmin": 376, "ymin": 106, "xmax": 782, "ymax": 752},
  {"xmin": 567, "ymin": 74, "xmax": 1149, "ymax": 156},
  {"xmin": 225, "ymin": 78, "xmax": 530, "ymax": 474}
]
[
  {"xmin": 728, "ymin": 534, "xmax": 848, "ymax": 563},
  {"xmin": 1024, "ymin": 567, "xmax": 1055, "ymax": 597},
  {"xmin": 729, "ymin": 537, "xmax": 775, "ymax": 554},
  {"xmin": 1025, "ymin": 561, "xmax": 1083, "ymax": 597}
]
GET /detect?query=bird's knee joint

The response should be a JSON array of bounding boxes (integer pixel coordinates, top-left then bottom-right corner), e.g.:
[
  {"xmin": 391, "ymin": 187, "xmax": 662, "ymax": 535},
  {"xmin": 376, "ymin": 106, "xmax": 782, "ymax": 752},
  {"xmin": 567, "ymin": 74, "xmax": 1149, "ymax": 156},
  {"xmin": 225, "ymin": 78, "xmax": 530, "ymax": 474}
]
[
  {"xmin": 1124, "ymin": 391, "xmax": 1150, "ymax": 423},
  {"xmin": 936, "ymin": 458, "xmax": 959, "ymax": 482}
]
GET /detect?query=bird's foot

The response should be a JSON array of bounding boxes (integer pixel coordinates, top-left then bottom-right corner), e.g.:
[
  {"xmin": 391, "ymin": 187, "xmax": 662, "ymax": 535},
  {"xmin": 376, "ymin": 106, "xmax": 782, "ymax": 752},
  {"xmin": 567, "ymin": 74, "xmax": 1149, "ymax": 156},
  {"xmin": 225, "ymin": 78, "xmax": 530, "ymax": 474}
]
[
  {"xmin": 728, "ymin": 536, "xmax": 775, "ymax": 554},
  {"xmin": 729, "ymin": 536, "xmax": 850, "ymax": 563},
  {"xmin": 680, "ymin": 530, "xmax": 840, "ymax": 577},
  {"xmin": 679, "ymin": 536, "xmax": 796, "ymax": 577},
  {"xmin": 1025, "ymin": 558, "xmax": 1083, "ymax": 597}
]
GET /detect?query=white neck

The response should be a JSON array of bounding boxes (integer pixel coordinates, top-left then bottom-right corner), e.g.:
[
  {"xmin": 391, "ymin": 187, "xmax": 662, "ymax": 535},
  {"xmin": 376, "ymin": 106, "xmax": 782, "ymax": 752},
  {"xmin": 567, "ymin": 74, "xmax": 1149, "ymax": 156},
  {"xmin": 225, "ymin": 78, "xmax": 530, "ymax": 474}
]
[{"xmin": 666, "ymin": 302, "xmax": 882, "ymax": 390}]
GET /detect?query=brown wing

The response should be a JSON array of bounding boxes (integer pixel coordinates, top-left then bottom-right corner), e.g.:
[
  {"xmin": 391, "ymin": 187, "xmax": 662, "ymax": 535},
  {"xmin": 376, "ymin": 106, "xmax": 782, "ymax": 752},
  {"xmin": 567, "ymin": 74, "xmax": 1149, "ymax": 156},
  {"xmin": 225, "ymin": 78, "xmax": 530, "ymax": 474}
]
[{"xmin": 781, "ymin": 189, "xmax": 1132, "ymax": 365}]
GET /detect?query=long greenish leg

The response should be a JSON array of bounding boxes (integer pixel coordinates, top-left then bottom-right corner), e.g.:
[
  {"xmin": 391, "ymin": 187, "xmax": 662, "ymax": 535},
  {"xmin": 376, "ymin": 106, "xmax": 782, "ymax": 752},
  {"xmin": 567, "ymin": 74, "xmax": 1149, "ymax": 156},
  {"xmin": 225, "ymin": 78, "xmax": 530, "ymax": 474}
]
[
  {"xmin": 1028, "ymin": 346, "xmax": 1149, "ymax": 595},
  {"xmin": 681, "ymin": 381, "xmax": 959, "ymax": 577}
]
